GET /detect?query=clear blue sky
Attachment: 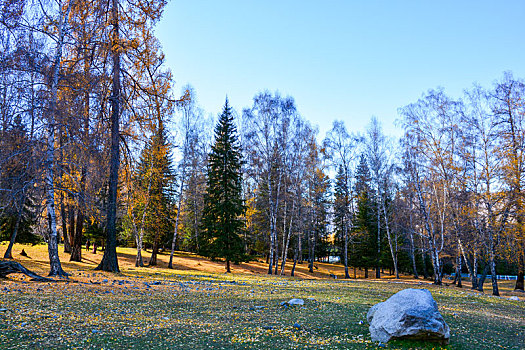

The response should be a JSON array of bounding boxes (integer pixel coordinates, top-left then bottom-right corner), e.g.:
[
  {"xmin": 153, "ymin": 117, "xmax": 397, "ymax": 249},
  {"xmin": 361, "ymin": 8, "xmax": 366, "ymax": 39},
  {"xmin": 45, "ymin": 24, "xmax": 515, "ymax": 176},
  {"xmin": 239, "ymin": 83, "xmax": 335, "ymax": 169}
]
[{"xmin": 156, "ymin": 1, "xmax": 525, "ymax": 138}]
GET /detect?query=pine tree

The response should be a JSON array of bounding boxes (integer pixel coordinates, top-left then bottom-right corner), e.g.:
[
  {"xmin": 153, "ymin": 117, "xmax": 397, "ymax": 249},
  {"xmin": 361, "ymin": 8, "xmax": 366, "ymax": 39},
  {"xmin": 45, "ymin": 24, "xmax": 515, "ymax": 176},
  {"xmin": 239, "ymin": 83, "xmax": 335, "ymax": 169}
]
[
  {"xmin": 333, "ymin": 165, "xmax": 349, "ymax": 269},
  {"xmin": 135, "ymin": 120, "xmax": 174, "ymax": 266},
  {"xmin": 351, "ymin": 154, "xmax": 377, "ymax": 278},
  {"xmin": 200, "ymin": 99, "xmax": 246, "ymax": 272}
]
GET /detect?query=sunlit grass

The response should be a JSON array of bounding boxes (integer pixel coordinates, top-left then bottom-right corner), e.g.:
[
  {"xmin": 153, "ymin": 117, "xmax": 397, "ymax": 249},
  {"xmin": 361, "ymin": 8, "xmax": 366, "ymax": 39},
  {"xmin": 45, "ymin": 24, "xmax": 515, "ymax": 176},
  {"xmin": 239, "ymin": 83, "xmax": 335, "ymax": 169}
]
[{"xmin": 1, "ymin": 243, "xmax": 524, "ymax": 349}]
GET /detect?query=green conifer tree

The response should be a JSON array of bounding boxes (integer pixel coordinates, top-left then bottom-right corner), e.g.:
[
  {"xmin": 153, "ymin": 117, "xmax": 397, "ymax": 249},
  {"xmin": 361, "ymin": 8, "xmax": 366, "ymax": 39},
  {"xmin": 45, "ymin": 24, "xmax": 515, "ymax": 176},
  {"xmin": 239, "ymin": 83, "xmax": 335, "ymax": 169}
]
[
  {"xmin": 351, "ymin": 154, "xmax": 377, "ymax": 278},
  {"xmin": 135, "ymin": 120, "xmax": 174, "ymax": 266},
  {"xmin": 333, "ymin": 165, "xmax": 349, "ymax": 267},
  {"xmin": 200, "ymin": 99, "xmax": 246, "ymax": 272}
]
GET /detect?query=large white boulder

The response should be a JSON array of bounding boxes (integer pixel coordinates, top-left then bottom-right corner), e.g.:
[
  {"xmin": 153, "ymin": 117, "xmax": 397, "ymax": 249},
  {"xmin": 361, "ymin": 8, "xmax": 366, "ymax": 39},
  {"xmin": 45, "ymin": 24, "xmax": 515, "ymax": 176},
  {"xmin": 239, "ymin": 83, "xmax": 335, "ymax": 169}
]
[{"xmin": 367, "ymin": 288, "xmax": 450, "ymax": 344}]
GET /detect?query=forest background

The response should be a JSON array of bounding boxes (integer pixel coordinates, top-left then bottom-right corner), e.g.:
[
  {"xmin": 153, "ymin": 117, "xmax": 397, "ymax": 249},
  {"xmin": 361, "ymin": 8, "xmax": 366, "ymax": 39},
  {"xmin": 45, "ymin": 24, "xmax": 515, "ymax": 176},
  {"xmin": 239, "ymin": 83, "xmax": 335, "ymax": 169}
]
[{"xmin": 1, "ymin": 0, "xmax": 525, "ymax": 299}]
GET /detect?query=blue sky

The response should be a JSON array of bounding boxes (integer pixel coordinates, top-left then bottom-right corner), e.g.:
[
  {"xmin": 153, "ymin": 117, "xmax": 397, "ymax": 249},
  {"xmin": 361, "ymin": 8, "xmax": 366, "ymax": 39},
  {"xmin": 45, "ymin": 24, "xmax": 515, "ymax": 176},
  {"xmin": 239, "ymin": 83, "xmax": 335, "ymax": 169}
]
[{"xmin": 156, "ymin": 1, "xmax": 525, "ymax": 138}]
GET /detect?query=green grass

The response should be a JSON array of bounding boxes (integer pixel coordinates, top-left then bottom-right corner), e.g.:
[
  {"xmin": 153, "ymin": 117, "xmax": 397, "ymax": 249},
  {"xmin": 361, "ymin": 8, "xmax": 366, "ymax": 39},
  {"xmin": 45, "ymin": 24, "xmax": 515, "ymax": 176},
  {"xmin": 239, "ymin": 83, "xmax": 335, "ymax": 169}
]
[{"xmin": 1, "ymin": 269, "xmax": 524, "ymax": 349}]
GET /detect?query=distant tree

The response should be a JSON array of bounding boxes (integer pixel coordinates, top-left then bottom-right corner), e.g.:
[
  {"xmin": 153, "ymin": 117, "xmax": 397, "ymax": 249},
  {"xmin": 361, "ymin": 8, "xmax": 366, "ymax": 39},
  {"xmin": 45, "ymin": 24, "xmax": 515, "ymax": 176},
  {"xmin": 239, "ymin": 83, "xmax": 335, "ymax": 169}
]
[
  {"xmin": 1, "ymin": 116, "xmax": 39, "ymax": 258},
  {"xmin": 242, "ymin": 91, "xmax": 296, "ymax": 274},
  {"xmin": 489, "ymin": 73, "xmax": 525, "ymax": 291},
  {"xmin": 366, "ymin": 117, "xmax": 398, "ymax": 278},
  {"xmin": 200, "ymin": 99, "xmax": 246, "ymax": 272},
  {"xmin": 351, "ymin": 154, "xmax": 377, "ymax": 278},
  {"xmin": 169, "ymin": 86, "xmax": 202, "ymax": 267},
  {"xmin": 333, "ymin": 165, "xmax": 348, "ymax": 258},
  {"xmin": 323, "ymin": 120, "xmax": 359, "ymax": 278},
  {"xmin": 136, "ymin": 120, "xmax": 174, "ymax": 266}
]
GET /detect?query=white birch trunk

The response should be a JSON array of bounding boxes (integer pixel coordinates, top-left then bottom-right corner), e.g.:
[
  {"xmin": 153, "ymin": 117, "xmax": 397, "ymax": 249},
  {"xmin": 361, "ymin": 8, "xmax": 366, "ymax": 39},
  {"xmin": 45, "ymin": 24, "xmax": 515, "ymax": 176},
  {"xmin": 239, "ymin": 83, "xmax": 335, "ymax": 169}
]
[{"xmin": 46, "ymin": 0, "xmax": 73, "ymax": 277}]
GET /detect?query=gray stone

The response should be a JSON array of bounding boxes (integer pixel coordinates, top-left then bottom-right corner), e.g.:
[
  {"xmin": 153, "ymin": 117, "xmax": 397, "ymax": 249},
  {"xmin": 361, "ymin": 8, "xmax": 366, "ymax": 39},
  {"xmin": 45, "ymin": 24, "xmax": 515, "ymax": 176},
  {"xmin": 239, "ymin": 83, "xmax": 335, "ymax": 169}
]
[
  {"xmin": 508, "ymin": 296, "xmax": 519, "ymax": 301},
  {"xmin": 287, "ymin": 298, "xmax": 304, "ymax": 306},
  {"xmin": 367, "ymin": 288, "xmax": 450, "ymax": 344}
]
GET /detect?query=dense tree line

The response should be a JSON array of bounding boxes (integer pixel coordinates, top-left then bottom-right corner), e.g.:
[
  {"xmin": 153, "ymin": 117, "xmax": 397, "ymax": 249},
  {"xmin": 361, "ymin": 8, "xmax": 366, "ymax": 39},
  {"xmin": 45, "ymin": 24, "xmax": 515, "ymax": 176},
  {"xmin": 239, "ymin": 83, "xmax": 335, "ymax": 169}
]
[{"xmin": 1, "ymin": 3, "xmax": 523, "ymax": 295}]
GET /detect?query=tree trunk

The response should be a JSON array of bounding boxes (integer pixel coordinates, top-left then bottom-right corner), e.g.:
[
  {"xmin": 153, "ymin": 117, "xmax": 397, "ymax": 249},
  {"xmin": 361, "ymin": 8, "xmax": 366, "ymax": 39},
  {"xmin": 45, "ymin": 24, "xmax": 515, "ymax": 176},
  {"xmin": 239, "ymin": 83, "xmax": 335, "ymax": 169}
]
[
  {"xmin": 422, "ymin": 253, "xmax": 428, "ymax": 279},
  {"xmin": 489, "ymin": 257, "xmax": 499, "ymax": 296},
  {"xmin": 344, "ymin": 216, "xmax": 350, "ymax": 279},
  {"xmin": 70, "ymin": 209, "xmax": 83, "ymax": 262},
  {"xmin": 477, "ymin": 264, "xmax": 489, "ymax": 292},
  {"xmin": 3, "ymin": 196, "xmax": 24, "ymax": 259},
  {"xmin": 515, "ymin": 253, "xmax": 524, "ymax": 291},
  {"xmin": 308, "ymin": 230, "xmax": 314, "ymax": 273},
  {"xmin": 382, "ymin": 200, "xmax": 398, "ymax": 278},
  {"xmin": 169, "ymin": 174, "xmax": 185, "ymax": 268},
  {"xmin": 60, "ymin": 196, "xmax": 71, "ymax": 253},
  {"xmin": 71, "ymin": 80, "xmax": 89, "ymax": 262},
  {"xmin": 193, "ymin": 194, "xmax": 199, "ymax": 251},
  {"xmin": 458, "ymin": 240, "xmax": 477, "ymax": 290},
  {"xmin": 280, "ymin": 200, "xmax": 295, "ymax": 275},
  {"xmin": 291, "ymin": 245, "xmax": 298, "ymax": 277},
  {"xmin": 409, "ymin": 230, "xmax": 418, "ymax": 278},
  {"xmin": 488, "ymin": 232, "xmax": 499, "ymax": 296},
  {"xmin": 96, "ymin": 0, "xmax": 121, "ymax": 273},
  {"xmin": 149, "ymin": 241, "xmax": 159, "ymax": 266},
  {"xmin": 45, "ymin": 0, "xmax": 72, "ymax": 278},
  {"xmin": 455, "ymin": 252, "xmax": 462, "ymax": 288},
  {"xmin": 267, "ymin": 170, "xmax": 275, "ymax": 275},
  {"xmin": 0, "ymin": 261, "xmax": 54, "ymax": 282},
  {"xmin": 298, "ymin": 231, "xmax": 303, "ymax": 264},
  {"xmin": 376, "ymin": 199, "xmax": 381, "ymax": 279},
  {"xmin": 274, "ymin": 241, "xmax": 279, "ymax": 275}
]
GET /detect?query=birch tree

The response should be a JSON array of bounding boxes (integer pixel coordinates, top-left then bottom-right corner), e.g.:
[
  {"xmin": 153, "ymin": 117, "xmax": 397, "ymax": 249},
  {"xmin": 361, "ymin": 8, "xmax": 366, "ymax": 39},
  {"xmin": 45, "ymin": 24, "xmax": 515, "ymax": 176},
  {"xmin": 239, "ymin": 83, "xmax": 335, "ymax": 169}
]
[{"xmin": 242, "ymin": 91, "xmax": 295, "ymax": 274}]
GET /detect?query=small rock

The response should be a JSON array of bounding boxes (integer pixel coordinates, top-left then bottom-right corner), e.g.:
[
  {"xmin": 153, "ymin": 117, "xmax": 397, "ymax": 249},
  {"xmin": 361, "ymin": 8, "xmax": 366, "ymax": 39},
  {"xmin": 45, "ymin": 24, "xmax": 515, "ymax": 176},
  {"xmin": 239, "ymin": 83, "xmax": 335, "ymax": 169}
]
[
  {"xmin": 20, "ymin": 322, "xmax": 27, "ymax": 327},
  {"xmin": 287, "ymin": 298, "xmax": 304, "ymax": 306},
  {"xmin": 293, "ymin": 322, "xmax": 301, "ymax": 330},
  {"xmin": 262, "ymin": 326, "xmax": 273, "ymax": 330},
  {"xmin": 509, "ymin": 296, "xmax": 519, "ymax": 301},
  {"xmin": 0, "ymin": 308, "xmax": 7, "ymax": 312},
  {"xmin": 92, "ymin": 329, "xmax": 99, "ymax": 334},
  {"xmin": 358, "ymin": 320, "xmax": 364, "ymax": 325}
]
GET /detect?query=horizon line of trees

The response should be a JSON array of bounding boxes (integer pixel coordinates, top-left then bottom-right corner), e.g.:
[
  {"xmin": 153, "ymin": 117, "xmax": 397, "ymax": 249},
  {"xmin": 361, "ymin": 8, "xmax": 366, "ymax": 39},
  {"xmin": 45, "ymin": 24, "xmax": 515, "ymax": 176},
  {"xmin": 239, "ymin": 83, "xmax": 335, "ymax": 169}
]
[{"xmin": 1, "ymin": 1, "xmax": 523, "ymax": 297}]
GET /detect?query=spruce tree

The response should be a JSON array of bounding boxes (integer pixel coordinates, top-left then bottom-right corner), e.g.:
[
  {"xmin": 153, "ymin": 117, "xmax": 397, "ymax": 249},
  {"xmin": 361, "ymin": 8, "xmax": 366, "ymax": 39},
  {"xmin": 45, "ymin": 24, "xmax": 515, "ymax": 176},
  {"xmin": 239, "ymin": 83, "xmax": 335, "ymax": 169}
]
[
  {"xmin": 200, "ymin": 99, "xmax": 246, "ymax": 272},
  {"xmin": 135, "ymin": 120, "xmax": 174, "ymax": 266},
  {"xmin": 333, "ymin": 164, "xmax": 349, "ymax": 273},
  {"xmin": 351, "ymin": 154, "xmax": 377, "ymax": 278}
]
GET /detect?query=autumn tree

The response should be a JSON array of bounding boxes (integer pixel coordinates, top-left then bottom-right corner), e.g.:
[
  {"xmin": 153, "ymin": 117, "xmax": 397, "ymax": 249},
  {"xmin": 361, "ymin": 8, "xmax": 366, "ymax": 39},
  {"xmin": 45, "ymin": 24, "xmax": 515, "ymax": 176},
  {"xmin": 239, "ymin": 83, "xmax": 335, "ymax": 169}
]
[
  {"xmin": 135, "ymin": 120, "xmax": 174, "ymax": 266},
  {"xmin": 242, "ymin": 91, "xmax": 296, "ymax": 274},
  {"xmin": 489, "ymin": 73, "xmax": 525, "ymax": 291}
]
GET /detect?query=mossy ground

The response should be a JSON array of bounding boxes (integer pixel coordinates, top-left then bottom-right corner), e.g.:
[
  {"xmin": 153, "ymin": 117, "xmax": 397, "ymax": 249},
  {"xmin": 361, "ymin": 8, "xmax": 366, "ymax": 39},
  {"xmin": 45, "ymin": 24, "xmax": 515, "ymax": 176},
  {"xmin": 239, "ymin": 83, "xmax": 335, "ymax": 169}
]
[{"xmin": 1, "ymin": 243, "xmax": 524, "ymax": 349}]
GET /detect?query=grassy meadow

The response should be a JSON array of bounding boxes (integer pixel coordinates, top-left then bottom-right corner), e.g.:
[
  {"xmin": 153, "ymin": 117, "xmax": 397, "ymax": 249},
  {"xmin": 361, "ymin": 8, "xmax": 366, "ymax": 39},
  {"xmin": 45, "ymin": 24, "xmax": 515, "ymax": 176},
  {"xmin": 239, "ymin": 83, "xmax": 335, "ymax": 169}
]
[{"xmin": 0, "ymin": 243, "xmax": 524, "ymax": 349}]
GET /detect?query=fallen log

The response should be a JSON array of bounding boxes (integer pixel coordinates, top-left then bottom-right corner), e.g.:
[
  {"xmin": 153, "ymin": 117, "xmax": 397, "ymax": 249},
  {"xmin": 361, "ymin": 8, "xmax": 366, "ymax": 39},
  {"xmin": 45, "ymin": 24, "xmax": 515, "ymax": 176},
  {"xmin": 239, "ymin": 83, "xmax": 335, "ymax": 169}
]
[{"xmin": 0, "ymin": 260, "xmax": 55, "ymax": 282}]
